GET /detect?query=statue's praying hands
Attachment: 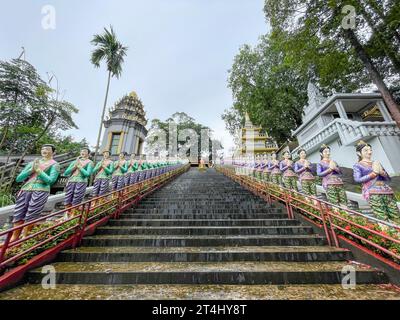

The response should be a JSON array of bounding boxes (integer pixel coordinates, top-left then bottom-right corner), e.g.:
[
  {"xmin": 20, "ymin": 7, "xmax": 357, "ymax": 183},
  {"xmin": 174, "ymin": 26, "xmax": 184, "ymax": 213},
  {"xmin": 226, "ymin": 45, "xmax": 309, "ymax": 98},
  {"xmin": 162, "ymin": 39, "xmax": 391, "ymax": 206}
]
[
  {"xmin": 329, "ymin": 160, "xmax": 336, "ymax": 170},
  {"xmin": 372, "ymin": 161, "xmax": 382, "ymax": 175},
  {"xmin": 33, "ymin": 159, "xmax": 40, "ymax": 173}
]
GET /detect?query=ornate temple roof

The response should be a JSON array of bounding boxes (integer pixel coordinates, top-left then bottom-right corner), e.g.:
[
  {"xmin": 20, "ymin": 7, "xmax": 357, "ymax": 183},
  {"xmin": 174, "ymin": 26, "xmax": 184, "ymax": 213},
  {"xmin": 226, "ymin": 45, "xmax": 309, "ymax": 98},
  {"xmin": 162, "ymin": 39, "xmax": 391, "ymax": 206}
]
[{"xmin": 105, "ymin": 90, "xmax": 148, "ymax": 127}]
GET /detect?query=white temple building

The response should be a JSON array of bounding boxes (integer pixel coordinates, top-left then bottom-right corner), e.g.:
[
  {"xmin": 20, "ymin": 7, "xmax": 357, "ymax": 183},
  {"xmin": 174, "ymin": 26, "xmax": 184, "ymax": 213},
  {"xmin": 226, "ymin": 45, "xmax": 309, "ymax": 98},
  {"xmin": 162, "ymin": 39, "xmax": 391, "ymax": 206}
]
[{"xmin": 291, "ymin": 83, "xmax": 400, "ymax": 175}]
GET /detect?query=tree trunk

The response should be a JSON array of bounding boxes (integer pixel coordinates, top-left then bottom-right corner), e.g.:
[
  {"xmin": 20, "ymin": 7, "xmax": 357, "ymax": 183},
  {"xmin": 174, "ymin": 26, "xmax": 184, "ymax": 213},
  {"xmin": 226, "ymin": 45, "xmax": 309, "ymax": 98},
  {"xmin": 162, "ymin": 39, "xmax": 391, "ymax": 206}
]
[
  {"xmin": 0, "ymin": 93, "xmax": 18, "ymax": 150},
  {"xmin": 343, "ymin": 28, "xmax": 400, "ymax": 128},
  {"xmin": 0, "ymin": 148, "xmax": 14, "ymax": 192},
  {"xmin": 92, "ymin": 70, "xmax": 112, "ymax": 168},
  {"xmin": 0, "ymin": 125, "xmax": 9, "ymax": 150}
]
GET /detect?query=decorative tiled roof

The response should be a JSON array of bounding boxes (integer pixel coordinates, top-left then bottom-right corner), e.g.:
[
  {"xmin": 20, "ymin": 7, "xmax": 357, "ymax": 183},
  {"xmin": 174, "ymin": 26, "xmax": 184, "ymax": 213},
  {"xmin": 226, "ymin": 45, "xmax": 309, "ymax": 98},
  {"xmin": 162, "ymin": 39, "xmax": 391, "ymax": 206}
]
[{"xmin": 106, "ymin": 91, "xmax": 148, "ymax": 127}]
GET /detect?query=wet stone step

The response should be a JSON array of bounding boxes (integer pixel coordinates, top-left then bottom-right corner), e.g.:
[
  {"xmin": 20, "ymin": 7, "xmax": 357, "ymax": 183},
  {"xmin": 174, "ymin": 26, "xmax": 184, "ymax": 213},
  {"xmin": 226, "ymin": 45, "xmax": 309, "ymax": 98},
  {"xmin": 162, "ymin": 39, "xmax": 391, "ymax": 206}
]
[
  {"xmin": 95, "ymin": 226, "xmax": 315, "ymax": 236},
  {"xmin": 27, "ymin": 261, "xmax": 388, "ymax": 285},
  {"xmin": 119, "ymin": 214, "xmax": 289, "ymax": 220},
  {"xmin": 141, "ymin": 196, "xmax": 265, "ymax": 200},
  {"xmin": 141, "ymin": 198, "xmax": 266, "ymax": 202},
  {"xmin": 131, "ymin": 209, "xmax": 282, "ymax": 214},
  {"xmin": 3, "ymin": 284, "xmax": 400, "ymax": 300},
  {"xmin": 108, "ymin": 219, "xmax": 301, "ymax": 227},
  {"xmin": 135, "ymin": 206, "xmax": 273, "ymax": 211},
  {"xmin": 81, "ymin": 234, "xmax": 326, "ymax": 247},
  {"xmin": 57, "ymin": 246, "xmax": 352, "ymax": 263}
]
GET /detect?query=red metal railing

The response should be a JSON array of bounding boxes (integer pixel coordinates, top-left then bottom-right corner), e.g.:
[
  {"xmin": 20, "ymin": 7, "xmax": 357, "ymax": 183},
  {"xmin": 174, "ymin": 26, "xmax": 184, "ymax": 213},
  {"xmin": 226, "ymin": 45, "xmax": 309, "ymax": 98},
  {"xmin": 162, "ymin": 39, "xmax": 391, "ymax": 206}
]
[
  {"xmin": 216, "ymin": 165, "xmax": 400, "ymax": 269},
  {"xmin": 0, "ymin": 164, "xmax": 189, "ymax": 274}
]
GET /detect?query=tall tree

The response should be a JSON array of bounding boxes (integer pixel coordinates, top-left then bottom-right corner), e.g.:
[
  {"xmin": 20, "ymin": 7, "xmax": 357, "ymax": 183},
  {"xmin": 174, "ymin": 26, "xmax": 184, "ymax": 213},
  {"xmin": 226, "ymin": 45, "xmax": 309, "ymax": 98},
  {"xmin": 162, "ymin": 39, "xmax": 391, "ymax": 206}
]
[
  {"xmin": 0, "ymin": 59, "xmax": 48, "ymax": 150},
  {"xmin": 145, "ymin": 112, "xmax": 221, "ymax": 161},
  {"xmin": 225, "ymin": 36, "xmax": 308, "ymax": 144},
  {"xmin": 90, "ymin": 25, "xmax": 128, "ymax": 163},
  {"xmin": 6, "ymin": 98, "xmax": 79, "ymax": 193},
  {"xmin": 263, "ymin": 0, "xmax": 400, "ymax": 127}
]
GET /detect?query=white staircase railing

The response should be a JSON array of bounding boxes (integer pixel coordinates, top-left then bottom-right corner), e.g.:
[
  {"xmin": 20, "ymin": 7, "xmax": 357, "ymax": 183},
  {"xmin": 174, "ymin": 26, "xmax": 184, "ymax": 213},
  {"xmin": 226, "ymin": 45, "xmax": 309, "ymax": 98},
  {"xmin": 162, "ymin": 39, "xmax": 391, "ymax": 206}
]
[{"xmin": 292, "ymin": 119, "xmax": 400, "ymax": 155}]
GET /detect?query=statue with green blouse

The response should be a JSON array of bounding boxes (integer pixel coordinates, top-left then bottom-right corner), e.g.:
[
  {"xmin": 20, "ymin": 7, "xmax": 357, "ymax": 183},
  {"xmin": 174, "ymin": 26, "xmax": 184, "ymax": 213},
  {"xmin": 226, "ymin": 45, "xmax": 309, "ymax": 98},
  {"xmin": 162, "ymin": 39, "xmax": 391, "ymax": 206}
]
[
  {"xmin": 126, "ymin": 154, "xmax": 140, "ymax": 185},
  {"xmin": 10, "ymin": 144, "xmax": 60, "ymax": 242},
  {"xmin": 63, "ymin": 147, "xmax": 93, "ymax": 212},
  {"xmin": 112, "ymin": 152, "xmax": 128, "ymax": 190}
]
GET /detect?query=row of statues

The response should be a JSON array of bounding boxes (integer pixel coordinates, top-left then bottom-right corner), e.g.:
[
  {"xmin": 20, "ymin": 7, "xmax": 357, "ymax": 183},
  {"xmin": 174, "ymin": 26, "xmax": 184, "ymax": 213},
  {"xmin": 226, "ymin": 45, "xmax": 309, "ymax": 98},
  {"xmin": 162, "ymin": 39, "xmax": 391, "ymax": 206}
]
[
  {"xmin": 232, "ymin": 141, "xmax": 399, "ymax": 223},
  {"xmin": 8, "ymin": 144, "xmax": 186, "ymax": 242}
]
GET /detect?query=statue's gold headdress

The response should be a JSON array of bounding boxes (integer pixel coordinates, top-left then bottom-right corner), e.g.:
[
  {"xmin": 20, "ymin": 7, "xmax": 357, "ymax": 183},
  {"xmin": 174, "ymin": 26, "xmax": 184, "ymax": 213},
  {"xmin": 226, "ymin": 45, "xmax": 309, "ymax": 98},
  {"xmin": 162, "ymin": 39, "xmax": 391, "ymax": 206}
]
[
  {"xmin": 320, "ymin": 144, "xmax": 328, "ymax": 149},
  {"xmin": 357, "ymin": 140, "xmax": 367, "ymax": 146}
]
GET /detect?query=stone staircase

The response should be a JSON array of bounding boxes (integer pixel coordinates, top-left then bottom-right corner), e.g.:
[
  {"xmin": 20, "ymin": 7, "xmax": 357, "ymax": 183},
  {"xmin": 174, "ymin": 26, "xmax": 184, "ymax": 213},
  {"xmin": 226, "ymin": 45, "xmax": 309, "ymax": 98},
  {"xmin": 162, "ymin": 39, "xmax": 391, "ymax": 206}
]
[{"xmin": 1, "ymin": 168, "xmax": 400, "ymax": 300}]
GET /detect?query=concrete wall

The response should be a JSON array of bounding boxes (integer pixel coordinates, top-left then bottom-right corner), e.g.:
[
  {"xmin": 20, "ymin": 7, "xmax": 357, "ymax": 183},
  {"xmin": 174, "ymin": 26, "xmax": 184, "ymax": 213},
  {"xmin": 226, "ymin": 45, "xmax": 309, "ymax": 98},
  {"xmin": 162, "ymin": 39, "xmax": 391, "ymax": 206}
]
[
  {"xmin": 297, "ymin": 116, "xmax": 325, "ymax": 145},
  {"xmin": 378, "ymin": 135, "xmax": 400, "ymax": 174},
  {"xmin": 306, "ymin": 138, "xmax": 357, "ymax": 168}
]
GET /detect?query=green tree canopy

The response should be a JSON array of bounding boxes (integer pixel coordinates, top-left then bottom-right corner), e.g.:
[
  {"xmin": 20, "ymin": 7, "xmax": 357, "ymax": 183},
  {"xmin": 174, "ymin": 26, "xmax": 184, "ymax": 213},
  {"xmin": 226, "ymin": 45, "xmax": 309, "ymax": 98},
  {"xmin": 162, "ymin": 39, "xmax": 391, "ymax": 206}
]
[
  {"xmin": 263, "ymin": 0, "xmax": 400, "ymax": 125},
  {"xmin": 224, "ymin": 35, "xmax": 308, "ymax": 144},
  {"xmin": 146, "ymin": 112, "xmax": 222, "ymax": 160}
]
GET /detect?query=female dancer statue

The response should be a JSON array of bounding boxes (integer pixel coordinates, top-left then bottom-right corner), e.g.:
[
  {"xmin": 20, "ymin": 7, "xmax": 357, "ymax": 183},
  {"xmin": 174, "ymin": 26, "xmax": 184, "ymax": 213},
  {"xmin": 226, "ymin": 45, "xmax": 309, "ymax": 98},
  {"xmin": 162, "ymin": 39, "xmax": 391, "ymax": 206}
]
[
  {"xmin": 268, "ymin": 152, "xmax": 282, "ymax": 185},
  {"xmin": 11, "ymin": 144, "xmax": 60, "ymax": 241},
  {"xmin": 280, "ymin": 151, "xmax": 298, "ymax": 191},
  {"xmin": 294, "ymin": 149, "xmax": 317, "ymax": 196},
  {"xmin": 92, "ymin": 150, "xmax": 113, "ymax": 197},
  {"xmin": 317, "ymin": 144, "xmax": 347, "ymax": 207},
  {"xmin": 63, "ymin": 147, "xmax": 93, "ymax": 214},
  {"xmin": 112, "ymin": 152, "xmax": 128, "ymax": 191},
  {"xmin": 353, "ymin": 140, "xmax": 399, "ymax": 222}
]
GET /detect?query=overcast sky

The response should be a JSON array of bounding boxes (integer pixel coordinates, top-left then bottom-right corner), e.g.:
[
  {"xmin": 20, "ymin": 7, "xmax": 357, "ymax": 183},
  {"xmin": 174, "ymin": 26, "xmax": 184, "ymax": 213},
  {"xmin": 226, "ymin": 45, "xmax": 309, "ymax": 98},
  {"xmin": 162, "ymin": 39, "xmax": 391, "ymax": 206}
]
[{"xmin": 0, "ymin": 0, "xmax": 269, "ymax": 153}]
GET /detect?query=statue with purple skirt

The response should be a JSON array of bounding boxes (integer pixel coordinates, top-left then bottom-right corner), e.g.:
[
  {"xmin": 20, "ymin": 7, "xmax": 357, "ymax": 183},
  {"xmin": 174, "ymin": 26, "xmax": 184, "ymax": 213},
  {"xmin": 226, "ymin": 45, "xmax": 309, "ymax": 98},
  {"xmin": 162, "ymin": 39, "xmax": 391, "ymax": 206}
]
[
  {"xmin": 63, "ymin": 147, "xmax": 93, "ymax": 216},
  {"xmin": 112, "ymin": 152, "xmax": 128, "ymax": 191},
  {"xmin": 294, "ymin": 149, "xmax": 317, "ymax": 196},
  {"xmin": 261, "ymin": 153, "xmax": 270, "ymax": 182},
  {"xmin": 254, "ymin": 155, "xmax": 263, "ymax": 180},
  {"xmin": 125, "ymin": 154, "xmax": 140, "ymax": 186},
  {"xmin": 317, "ymin": 144, "xmax": 348, "ymax": 207},
  {"xmin": 10, "ymin": 144, "xmax": 60, "ymax": 242},
  {"xmin": 353, "ymin": 140, "xmax": 400, "ymax": 223},
  {"xmin": 92, "ymin": 150, "xmax": 114, "ymax": 202},
  {"xmin": 280, "ymin": 151, "xmax": 298, "ymax": 191},
  {"xmin": 268, "ymin": 152, "xmax": 282, "ymax": 185}
]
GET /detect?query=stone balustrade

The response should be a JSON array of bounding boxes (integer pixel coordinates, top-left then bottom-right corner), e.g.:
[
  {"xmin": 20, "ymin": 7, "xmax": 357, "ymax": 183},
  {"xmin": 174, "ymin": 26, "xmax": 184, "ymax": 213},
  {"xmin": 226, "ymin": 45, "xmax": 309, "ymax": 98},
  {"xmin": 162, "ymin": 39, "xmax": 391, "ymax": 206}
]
[{"xmin": 292, "ymin": 119, "xmax": 400, "ymax": 155}]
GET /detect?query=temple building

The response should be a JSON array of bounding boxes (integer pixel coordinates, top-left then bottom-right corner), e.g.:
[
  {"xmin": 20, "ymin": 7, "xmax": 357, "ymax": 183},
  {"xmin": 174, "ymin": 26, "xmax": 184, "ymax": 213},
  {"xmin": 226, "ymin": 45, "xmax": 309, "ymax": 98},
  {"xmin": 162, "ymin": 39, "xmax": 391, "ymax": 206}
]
[
  {"xmin": 100, "ymin": 91, "xmax": 148, "ymax": 156},
  {"xmin": 291, "ymin": 83, "xmax": 400, "ymax": 174},
  {"xmin": 240, "ymin": 112, "xmax": 278, "ymax": 155}
]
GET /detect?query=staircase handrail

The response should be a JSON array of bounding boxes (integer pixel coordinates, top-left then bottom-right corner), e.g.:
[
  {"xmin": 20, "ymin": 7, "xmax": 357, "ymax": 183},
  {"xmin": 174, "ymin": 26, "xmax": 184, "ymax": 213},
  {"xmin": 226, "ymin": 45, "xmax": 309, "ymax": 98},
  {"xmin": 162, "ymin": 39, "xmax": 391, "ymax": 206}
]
[
  {"xmin": 0, "ymin": 163, "xmax": 190, "ymax": 289},
  {"xmin": 216, "ymin": 164, "xmax": 400, "ymax": 269}
]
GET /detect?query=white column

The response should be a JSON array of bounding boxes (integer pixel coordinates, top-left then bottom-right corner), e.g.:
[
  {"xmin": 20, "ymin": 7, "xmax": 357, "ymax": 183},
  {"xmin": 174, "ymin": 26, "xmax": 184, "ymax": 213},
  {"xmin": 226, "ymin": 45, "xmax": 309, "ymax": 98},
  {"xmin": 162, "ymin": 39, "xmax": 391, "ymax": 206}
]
[
  {"xmin": 334, "ymin": 100, "xmax": 348, "ymax": 120},
  {"xmin": 377, "ymin": 100, "xmax": 393, "ymax": 122}
]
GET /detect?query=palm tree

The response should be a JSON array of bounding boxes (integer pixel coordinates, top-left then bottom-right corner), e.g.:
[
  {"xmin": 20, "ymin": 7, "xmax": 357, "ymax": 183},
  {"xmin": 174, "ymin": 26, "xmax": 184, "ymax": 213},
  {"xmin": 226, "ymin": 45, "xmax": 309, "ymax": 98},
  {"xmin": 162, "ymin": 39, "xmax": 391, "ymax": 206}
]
[{"xmin": 90, "ymin": 25, "xmax": 128, "ymax": 164}]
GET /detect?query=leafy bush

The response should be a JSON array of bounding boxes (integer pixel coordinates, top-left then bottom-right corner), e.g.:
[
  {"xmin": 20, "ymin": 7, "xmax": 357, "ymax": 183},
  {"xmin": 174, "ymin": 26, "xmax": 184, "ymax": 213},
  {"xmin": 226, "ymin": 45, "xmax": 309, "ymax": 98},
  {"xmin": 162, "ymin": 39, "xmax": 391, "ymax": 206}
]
[{"xmin": 0, "ymin": 191, "xmax": 15, "ymax": 207}]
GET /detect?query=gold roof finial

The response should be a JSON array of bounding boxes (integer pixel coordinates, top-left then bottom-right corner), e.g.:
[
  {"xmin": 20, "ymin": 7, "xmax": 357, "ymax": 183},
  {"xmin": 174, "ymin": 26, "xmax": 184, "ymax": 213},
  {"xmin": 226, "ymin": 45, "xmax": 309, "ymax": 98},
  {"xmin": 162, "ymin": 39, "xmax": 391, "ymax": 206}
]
[{"xmin": 129, "ymin": 91, "xmax": 138, "ymax": 98}]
